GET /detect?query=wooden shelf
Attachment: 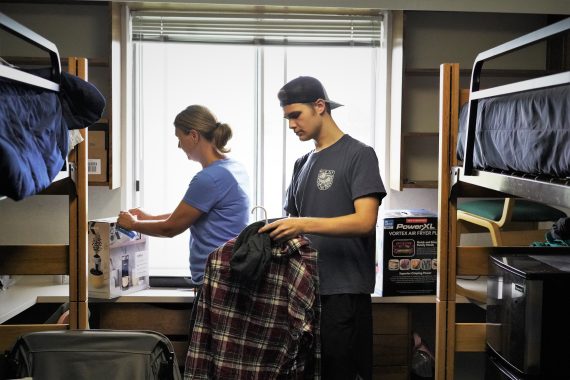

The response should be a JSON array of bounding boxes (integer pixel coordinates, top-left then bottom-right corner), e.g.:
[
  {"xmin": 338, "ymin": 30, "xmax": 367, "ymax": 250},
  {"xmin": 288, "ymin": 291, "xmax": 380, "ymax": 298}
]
[
  {"xmin": 405, "ymin": 68, "xmax": 549, "ymax": 77},
  {"xmin": 88, "ymin": 182, "xmax": 110, "ymax": 187},
  {"xmin": 403, "ymin": 132, "xmax": 438, "ymax": 138},
  {"xmin": 3, "ymin": 56, "xmax": 109, "ymax": 68},
  {"xmin": 402, "ymin": 180, "xmax": 438, "ymax": 189}
]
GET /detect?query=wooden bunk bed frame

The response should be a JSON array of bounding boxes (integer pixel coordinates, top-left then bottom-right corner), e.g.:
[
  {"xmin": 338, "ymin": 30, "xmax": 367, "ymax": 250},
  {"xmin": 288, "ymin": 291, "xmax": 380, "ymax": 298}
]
[
  {"xmin": 435, "ymin": 18, "xmax": 570, "ymax": 380},
  {"xmin": 0, "ymin": 14, "xmax": 88, "ymax": 353}
]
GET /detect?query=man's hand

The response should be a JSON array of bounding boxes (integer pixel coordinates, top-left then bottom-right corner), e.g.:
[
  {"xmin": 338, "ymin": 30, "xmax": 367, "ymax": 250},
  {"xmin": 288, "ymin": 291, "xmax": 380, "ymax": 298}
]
[
  {"xmin": 258, "ymin": 217, "xmax": 306, "ymax": 241},
  {"xmin": 257, "ymin": 196, "xmax": 379, "ymax": 241}
]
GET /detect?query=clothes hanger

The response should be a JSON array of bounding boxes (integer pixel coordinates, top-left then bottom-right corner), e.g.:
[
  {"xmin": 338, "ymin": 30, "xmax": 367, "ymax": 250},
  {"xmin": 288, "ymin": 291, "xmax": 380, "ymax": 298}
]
[{"xmin": 251, "ymin": 206, "xmax": 268, "ymax": 225}]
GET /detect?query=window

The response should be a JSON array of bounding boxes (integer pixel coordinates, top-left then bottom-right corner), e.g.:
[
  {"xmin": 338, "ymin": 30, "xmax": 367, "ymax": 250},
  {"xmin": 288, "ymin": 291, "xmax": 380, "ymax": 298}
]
[{"xmin": 131, "ymin": 11, "xmax": 386, "ymax": 275}]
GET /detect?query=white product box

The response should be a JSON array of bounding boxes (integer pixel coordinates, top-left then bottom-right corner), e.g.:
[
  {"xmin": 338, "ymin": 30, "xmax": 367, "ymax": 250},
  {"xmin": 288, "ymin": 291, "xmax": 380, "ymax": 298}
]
[{"xmin": 88, "ymin": 217, "xmax": 149, "ymax": 299}]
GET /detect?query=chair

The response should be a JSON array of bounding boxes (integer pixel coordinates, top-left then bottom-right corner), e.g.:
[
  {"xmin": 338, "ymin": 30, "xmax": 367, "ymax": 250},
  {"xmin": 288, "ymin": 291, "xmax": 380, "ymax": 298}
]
[{"xmin": 457, "ymin": 198, "xmax": 567, "ymax": 246}]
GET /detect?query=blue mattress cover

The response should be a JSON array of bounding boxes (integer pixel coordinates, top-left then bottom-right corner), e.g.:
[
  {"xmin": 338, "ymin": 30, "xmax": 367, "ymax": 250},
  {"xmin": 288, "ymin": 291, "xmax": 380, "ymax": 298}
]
[
  {"xmin": 0, "ymin": 71, "xmax": 105, "ymax": 200},
  {"xmin": 457, "ymin": 84, "xmax": 570, "ymax": 178}
]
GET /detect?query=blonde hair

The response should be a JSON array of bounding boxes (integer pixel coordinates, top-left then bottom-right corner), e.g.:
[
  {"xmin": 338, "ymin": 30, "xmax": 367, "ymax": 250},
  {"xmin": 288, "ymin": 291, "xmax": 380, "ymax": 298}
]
[{"xmin": 173, "ymin": 105, "xmax": 232, "ymax": 153}]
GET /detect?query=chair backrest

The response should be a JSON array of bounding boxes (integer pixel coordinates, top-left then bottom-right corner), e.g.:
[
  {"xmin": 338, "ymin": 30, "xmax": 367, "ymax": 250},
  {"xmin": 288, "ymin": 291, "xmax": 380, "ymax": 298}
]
[{"xmin": 496, "ymin": 198, "xmax": 516, "ymax": 228}]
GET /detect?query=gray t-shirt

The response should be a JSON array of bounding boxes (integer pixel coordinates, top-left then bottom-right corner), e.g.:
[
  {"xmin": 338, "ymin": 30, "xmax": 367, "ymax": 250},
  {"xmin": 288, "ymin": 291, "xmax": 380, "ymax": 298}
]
[{"xmin": 284, "ymin": 134, "xmax": 386, "ymax": 295}]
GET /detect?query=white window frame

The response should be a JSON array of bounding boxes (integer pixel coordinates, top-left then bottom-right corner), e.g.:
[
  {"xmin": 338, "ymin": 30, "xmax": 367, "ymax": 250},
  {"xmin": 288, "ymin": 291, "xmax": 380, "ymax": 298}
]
[{"xmin": 124, "ymin": 8, "xmax": 391, "ymax": 273}]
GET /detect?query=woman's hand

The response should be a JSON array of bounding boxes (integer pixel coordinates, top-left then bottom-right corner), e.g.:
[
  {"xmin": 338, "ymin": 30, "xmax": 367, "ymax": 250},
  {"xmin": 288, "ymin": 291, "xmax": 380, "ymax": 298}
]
[
  {"xmin": 117, "ymin": 211, "xmax": 137, "ymax": 230},
  {"xmin": 128, "ymin": 207, "xmax": 153, "ymax": 221}
]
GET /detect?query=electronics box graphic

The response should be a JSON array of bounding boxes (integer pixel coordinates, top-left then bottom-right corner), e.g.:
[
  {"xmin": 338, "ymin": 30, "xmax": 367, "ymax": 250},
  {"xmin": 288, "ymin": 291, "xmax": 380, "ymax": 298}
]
[{"xmin": 377, "ymin": 209, "xmax": 437, "ymax": 296}]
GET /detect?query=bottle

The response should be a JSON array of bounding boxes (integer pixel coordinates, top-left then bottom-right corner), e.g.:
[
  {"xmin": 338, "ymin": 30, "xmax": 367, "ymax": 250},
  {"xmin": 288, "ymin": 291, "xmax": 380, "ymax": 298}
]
[
  {"xmin": 91, "ymin": 233, "xmax": 103, "ymax": 276},
  {"xmin": 121, "ymin": 254, "xmax": 130, "ymax": 290},
  {"xmin": 94, "ymin": 252, "xmax": 102, "ymax": 274}
]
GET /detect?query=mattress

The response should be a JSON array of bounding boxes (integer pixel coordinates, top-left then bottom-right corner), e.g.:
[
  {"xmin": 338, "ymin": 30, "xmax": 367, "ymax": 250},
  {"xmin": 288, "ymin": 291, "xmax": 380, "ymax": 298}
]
[{"xmin": 457, "ymin": 84, "xmax": 570, "ymax": 178}]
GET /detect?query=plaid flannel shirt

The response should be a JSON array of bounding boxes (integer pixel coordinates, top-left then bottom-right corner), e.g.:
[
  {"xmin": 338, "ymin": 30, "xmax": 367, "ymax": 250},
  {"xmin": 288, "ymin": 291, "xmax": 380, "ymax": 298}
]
[{"xmin": 185, "ymin": 236, "xmax": 320, "ymax": 379}]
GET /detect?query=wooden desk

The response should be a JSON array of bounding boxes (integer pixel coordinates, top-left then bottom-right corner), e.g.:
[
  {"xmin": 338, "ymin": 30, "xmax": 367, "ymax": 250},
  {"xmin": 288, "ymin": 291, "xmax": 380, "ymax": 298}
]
[
  {"xmin": 89, "ymin": 294, "xmax": 417, "ymax": 379},
  {"xmin": 3, "ymin": 278, "xmax": 468, "ymax": 380},
  {"xmin": 0, "ymin": 276, "xmax": 67, "ymax": 324},
  {"xmin": 89, "ymin": 300, "xmax": 193, "ymax": 368},
  {"xmin": 371, "ymin": 303, "xmax": 411, "ymax": 379}
]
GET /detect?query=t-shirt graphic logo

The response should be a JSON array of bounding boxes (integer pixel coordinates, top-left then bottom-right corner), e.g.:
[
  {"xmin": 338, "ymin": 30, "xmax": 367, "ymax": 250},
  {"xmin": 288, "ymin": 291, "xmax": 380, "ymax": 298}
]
[{"xmin": 317, "ymin": 169, "xmax": 335, "ymax": 190}]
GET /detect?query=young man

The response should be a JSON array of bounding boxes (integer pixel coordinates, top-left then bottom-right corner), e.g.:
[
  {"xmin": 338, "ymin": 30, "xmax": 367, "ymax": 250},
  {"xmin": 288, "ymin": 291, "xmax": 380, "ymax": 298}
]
[{"xmin": 259, "ymin": 76, "xmax": 386, "ymax": 379}]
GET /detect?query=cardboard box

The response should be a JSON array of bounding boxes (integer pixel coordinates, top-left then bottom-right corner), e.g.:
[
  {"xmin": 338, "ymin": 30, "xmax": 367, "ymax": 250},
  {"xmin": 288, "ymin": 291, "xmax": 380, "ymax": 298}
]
[
  {"xmin": 88, "ymin": 130, "xmax": 108, "ymax": 183},
  {"xmin": 88, "ymin": 217, "xmax": 149, "ymax": 299},
  {"xmin": 377, "ymin": 209, "xmax": 437, "ymax": 296},
  {"xmin": 88, "ymin": 151, "xmax": 107, "ymax": 183},
  {"xmin": 88, "ymin": 130, "xmax": 107, "ymax": 151}
]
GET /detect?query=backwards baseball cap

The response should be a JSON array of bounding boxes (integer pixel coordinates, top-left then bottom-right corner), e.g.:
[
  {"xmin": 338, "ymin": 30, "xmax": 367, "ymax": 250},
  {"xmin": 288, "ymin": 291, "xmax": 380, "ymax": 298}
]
[{"xmin": 277, "ymin": 76, "xmax": 343, "ymax": 109}]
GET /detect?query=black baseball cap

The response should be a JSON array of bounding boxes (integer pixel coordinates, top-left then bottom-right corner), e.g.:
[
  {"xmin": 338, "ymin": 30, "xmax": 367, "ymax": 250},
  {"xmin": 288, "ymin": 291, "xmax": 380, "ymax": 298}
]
[{"xmin": 277, "ymin": 76, "xmax": 343, "ymax": 109}]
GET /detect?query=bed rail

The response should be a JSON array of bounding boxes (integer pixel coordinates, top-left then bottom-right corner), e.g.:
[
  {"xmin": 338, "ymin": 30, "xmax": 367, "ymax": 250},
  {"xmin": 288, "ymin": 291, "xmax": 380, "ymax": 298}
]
[
  {"xmin": 463, "ymin": 17, "xmax": 570, "ymax": 175},
  {"xmin": 0, "ymin": 12, "xmax": 61, "ymax": 91}
]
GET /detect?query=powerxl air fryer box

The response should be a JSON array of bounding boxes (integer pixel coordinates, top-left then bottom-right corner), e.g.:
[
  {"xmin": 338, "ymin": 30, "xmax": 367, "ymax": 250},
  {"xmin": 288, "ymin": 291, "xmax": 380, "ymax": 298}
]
[
  {"xmin": 88, "ymin": 217, "xmax": 149, "ymax": 299},
  {"xmin": 377, "ymin": 209, "xmax": 438, "ymax": 296}
]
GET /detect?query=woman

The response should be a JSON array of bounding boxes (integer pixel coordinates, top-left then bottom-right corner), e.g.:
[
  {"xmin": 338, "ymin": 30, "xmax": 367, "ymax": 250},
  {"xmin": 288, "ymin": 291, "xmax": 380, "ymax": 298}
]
[{"xmin": 117, "ymin": 105, "xmax": 250, "ymax": 285}]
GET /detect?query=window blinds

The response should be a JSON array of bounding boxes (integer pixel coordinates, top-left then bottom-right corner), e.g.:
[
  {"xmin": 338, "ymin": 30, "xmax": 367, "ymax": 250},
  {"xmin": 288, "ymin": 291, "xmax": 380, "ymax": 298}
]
[{"xmin": 132, "ymin": 11, "xmax": 382, "ymax": 47}]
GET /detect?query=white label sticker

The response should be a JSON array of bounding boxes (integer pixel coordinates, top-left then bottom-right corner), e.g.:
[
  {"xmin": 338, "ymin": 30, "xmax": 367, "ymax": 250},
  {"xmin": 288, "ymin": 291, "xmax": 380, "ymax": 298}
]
[{"xmin": 88, "ymin": 159, "xmax": 102, "ymax": 175}]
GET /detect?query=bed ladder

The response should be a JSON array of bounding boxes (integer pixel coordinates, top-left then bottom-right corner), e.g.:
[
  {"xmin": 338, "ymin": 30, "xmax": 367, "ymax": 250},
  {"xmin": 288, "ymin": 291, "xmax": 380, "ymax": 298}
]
[
  {"xmin": 0, "ymin": 57, "xmax": 89, "ymax": 352},
  {"xmin": 435, "ymin": 63, "xmax": 488, "ymax": 380}
]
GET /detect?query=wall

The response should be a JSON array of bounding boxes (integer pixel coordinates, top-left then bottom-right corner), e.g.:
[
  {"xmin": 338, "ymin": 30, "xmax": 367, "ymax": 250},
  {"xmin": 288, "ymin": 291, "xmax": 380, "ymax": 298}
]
[
  {"xmin": 385, "ymin": 11, "xmax": 549, "ymax": 213},
  {"xmin": 1, "ymin": 2, "xmax": 567, "ymax": 242}
]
